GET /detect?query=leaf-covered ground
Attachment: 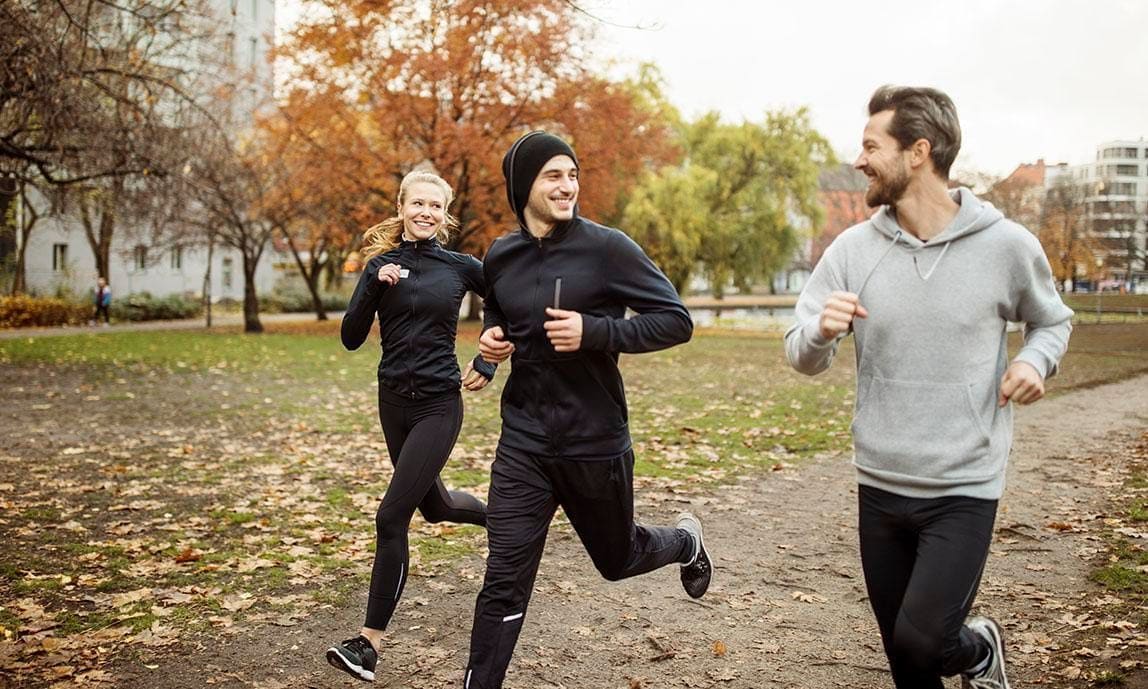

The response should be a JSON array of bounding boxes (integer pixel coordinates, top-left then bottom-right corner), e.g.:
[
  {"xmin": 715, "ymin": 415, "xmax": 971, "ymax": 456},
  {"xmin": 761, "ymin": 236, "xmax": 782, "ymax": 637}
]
[{"xmin": 0, "ymin": 322, "xmax": 1146, "ymax": 688}]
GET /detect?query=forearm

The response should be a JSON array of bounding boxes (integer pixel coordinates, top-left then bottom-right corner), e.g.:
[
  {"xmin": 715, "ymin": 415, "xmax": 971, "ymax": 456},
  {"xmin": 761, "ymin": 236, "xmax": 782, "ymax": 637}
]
[
  {"xmin": 581, "ymin": 308, "xmax": 692, "ymax": 353},
  {"xmin": 341, "ymin": 275, "xmax": 383, "ymax": 350},
  {"xmin": 1013, "ymin": 317, "xmax": 1072, "ymax": 379},
  {"xmin": 784, "ymin": 317, "xmax": 839, "ymax": 376}
]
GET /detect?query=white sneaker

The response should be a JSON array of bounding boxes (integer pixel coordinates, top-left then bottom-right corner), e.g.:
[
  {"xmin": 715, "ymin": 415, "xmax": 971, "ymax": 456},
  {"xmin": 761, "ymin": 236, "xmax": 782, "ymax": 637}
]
[{"xmin": 962, "ymin": 616, "xmax": 1010, "ymax": 689}]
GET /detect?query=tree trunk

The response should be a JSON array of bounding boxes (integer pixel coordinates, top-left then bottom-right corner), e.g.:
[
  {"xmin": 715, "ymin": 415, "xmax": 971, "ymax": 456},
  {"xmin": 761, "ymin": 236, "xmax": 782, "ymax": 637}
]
[
  {"xmin": 11, "ymin": 193, "xmax": 38, "ymax": 295},
  {"xmin": 282, "ymin": 229, "xmax": 328, "ymax": 321},
  {"xmin": 307, "ymin": 267, "xmax": 328, "ymax": 321},
  {"xmin": 464, "ymin": 291, "xmax": 482, "ymax": 321},
  {"xmin": 202, "ymin": 234, "xmax": 214, "ymax": 328},
  {"xmin": 242, "ymin": 252, "xmax": 262, "ymax": 333}
]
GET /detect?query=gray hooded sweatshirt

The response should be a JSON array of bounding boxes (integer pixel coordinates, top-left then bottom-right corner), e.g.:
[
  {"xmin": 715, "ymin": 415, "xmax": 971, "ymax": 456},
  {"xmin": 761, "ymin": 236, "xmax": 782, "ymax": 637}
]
[{"xmin": 785, "ymin": 188, "xmax": 1073, "ymax": 500}]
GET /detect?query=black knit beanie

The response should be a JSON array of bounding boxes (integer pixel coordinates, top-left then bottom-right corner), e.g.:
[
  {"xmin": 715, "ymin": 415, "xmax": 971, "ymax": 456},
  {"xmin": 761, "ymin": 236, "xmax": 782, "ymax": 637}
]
[{"xmin": 502, "ymin": 131, "xmax": 579, "ymax": 226}]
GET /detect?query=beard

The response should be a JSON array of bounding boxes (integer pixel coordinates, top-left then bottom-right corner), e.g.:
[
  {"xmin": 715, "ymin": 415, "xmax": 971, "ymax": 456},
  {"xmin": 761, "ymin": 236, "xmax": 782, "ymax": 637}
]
[
  {"xmin": 864, "ymin": 162, "xmax": 910, "ymax": 208},
  {"xmin": 527, "ymin": 196, "xmax": 575, "ymax": 226}
]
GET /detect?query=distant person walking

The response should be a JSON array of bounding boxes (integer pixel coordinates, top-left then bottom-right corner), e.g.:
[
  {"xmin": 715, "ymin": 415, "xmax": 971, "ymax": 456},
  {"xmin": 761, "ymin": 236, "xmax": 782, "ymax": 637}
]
[
  {"xmin": 92, "ymin": 277, "xmax": 111, "ymax": 326},
  {"xmin": 326, "ymin": 170, "xmax": 496, "ymax": 683},
  {"xmin": 785, "ymin": 85, "xmax": 1072, "ymax": 689}
]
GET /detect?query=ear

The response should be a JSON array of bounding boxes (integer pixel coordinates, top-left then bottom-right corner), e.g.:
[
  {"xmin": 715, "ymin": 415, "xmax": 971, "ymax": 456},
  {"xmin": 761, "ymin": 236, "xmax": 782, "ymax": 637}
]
[{"xmin": 908, "ymin": 138, "xmax": 932, "ymax": 171}]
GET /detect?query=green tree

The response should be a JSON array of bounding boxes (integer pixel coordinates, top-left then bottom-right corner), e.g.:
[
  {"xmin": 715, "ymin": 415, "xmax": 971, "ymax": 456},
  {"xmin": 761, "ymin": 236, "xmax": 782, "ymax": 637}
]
[
  {"xmin": 623, "ymin": 109, "xmax": 833, "ymax": 297},
  {"xmin": 622, "ymin": 164, "xmax": 714, "ymax": 293}
]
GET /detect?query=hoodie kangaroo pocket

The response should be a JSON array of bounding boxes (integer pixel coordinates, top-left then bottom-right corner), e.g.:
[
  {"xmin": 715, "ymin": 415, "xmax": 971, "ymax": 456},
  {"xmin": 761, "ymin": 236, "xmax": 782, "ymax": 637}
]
[{"xmin": 851, "ymin": 375, "xmax": 995, "ymax": 485}]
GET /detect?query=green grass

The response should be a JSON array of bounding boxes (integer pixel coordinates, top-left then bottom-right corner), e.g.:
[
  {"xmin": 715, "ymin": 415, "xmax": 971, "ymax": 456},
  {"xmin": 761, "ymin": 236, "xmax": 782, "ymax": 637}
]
[
  {"xmin": 1091, "ymin": 563, "xmax": 1148, "ymax": 592},
  {"xmin": 1, "ymin": 320, "xmax": 1146, "ymax": 660},
  {"xmin": 1091, "ymin": 670, "xmax": 1126, "ymax": 686}
]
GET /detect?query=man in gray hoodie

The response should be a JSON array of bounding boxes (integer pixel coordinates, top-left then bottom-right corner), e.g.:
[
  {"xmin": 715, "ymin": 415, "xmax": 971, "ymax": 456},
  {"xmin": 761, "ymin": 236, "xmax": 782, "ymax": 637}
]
[{"xmin": 785, "ymin": 85, "xmax": 1072, "ymax": 689}]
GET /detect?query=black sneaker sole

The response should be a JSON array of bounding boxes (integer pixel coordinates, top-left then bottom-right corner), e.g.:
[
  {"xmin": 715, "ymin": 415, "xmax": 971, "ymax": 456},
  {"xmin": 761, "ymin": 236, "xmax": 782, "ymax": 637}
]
[{"xmin": 326, "ymin": 647, "xmax": 376, "ymax": 682}]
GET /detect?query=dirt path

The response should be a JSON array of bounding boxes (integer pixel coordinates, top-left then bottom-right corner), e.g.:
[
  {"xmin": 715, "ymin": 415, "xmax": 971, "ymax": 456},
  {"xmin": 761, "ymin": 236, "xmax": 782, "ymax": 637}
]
[{"xmin": 108, "ymin": 376, "xmax": 1148, "ymax": 689}]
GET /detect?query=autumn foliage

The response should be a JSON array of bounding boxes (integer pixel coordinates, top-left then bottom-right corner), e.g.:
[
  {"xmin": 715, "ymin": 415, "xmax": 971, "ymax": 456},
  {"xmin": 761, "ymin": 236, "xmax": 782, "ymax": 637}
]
[{"xmin": 262, "ymin": 0, "xmax": 680, "ymax": 260}]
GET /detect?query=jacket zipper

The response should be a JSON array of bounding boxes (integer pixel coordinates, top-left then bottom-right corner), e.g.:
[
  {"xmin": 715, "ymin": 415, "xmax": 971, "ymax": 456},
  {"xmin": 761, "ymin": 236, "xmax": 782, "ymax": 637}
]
[{"xmin": 407, "ymin": 246, "xmax": 422, "ymax": 398}]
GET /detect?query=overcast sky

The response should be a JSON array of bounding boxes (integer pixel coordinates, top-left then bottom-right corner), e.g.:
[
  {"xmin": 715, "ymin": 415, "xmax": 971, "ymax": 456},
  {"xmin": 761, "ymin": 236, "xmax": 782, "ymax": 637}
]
[{"xmin": 278, "ymin": 0, "xmax": 1148, "ymax": 178}]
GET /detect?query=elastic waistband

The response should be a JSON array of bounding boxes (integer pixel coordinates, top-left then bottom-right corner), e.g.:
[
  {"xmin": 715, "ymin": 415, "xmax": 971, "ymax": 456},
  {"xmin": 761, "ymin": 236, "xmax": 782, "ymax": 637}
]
[{"xmin": 378, "ymin": 385, "xmax": 460, "ymax": 407}]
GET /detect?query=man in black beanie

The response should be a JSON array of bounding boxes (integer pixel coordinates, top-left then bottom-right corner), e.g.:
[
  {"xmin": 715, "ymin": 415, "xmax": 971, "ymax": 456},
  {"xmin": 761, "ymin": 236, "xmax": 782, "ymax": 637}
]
[{"xmin": 461, "ymin": 131, "xmax": 712, "ymax": 689}]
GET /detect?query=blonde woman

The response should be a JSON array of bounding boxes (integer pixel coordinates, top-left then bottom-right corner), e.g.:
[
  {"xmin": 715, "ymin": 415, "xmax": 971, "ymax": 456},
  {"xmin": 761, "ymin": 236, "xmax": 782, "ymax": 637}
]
[{"xmin": 328, "ymin": 170, "xmax": 495, "ymax": 682}]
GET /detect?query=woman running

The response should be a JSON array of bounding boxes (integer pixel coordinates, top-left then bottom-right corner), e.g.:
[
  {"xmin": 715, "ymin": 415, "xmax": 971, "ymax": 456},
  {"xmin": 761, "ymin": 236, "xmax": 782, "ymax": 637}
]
[{"xmin": 327, "ymin": 170, "xmax": 495, "ymax": 682}]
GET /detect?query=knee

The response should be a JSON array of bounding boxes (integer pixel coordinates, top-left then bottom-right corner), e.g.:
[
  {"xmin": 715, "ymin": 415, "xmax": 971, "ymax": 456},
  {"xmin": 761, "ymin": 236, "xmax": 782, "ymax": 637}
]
[
  {"xmin": 890, "ymin": 615, "xmax": 944, "ymax": 676},
  {"xmin": 374, "ymin": 503, "xmax": 406, "ymax": 539},
  {"xmin": 418, "ymin": 504, "xmax": 448, "ymax": 524},
  {"xmin": 592, "ymin": 557, "xmax": 627, "ymax": 582}
]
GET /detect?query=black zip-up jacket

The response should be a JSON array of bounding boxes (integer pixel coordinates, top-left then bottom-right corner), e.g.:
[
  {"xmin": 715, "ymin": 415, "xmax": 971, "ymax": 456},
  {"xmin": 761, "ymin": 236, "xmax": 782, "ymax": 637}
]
[
  {"xmin": 342, "ymin": 238, "xmax": 494, "ymax": 398},
  {"xmin": 482, "ymin": 217, "xmax": 693, "ymax": 458}
]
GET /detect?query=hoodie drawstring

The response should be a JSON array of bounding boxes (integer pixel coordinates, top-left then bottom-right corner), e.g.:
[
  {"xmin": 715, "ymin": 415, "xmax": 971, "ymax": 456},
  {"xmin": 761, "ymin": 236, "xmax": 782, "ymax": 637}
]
[
  {"xmin": 912, "ymin": 242, "xmax": 951, "ymax": 281},
  {"xmin": 857, "ymin": 229, "xmax": 954, "ymax": 300},
  {"xmin": 856, "ymin": 230, "xmax": 902, "ymax": 300}
]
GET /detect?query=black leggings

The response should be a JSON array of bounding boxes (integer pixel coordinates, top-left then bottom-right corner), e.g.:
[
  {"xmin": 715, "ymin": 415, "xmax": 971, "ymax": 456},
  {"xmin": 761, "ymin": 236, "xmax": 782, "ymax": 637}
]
[
  {"xmin": 365, "ymin": 388, "xmax": 487, "ymax": 630},
  {"xmin": 464, "ymin": 446, "xmax": 693, "ymax": 689},
  {"xmin": 858, "ymin": 484, "xmax": 997, "ymax": 688}
]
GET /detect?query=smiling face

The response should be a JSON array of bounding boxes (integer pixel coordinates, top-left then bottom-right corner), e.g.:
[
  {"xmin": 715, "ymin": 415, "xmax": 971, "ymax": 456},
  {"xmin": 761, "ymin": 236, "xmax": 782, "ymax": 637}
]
[
  {"xmin": 523, "ymin": 154, "xmax": 579, "ymax": 235},
  {"xmin": 854, "ymin": 110, "xmax": 912, "ymax": 208},
  {"xmin": 400, "ymin": 181, "xmax": 447, "ymax": 241}
]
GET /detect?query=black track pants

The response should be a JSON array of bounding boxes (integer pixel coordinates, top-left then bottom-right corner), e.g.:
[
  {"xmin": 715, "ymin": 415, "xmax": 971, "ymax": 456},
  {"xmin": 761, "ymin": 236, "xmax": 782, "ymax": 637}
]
[
  {"xmin": 364, "ymin": 389, "xmax": 487, "ymax": 630},
  {"xmin": 858, "ymin": 485, "xmax": 997, "ymax": 688},
  {"xmin": 462, "ymin": 445, "xmax": 693, "ymax": 689}
]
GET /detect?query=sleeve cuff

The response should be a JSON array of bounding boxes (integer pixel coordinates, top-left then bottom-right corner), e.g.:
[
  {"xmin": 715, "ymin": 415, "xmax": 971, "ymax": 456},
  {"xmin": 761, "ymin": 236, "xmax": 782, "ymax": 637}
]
[
  {"xmin": 802, "ymin": 318, "xmax": 837, "ymax": 349},
  {"xmin": 471, "ymin": 355, "xmax": 497, "ymax": 381},
  {"xmin": 1012, "ymin": 350, "xmax": 1053, "ymax": 380},
  {"xmin": 581, "ymin": 314, "xmax": 609, "ymax": 350}
]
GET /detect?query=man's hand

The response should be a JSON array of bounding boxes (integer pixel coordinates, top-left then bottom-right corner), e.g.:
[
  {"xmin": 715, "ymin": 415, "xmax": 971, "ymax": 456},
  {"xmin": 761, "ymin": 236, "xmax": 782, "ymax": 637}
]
[
  {"xmin": 461, "ymin": 360, "xmax": 490, "ymax": 391},
  {"xmin": 819, "ymin": 291, "xmax": 869, "ymax": 340},
  {"xmin": 479, "ymin": 326, "xmax": 514, "ymax": 363},
  {"xmin": 377, "ymin": 263, "xmax": 402, "ymax": 286},
  {"xmin": 544, "ymin": 308, "xmax": 583, "ymax": 352},
  {"xmin": 998, "ymin": 361, "xmax": 1044, "ymax": 407}
]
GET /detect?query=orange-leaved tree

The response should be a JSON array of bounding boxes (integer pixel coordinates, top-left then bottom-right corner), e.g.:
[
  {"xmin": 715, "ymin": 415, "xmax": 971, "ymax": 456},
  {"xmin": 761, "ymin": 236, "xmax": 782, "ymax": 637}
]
[{"xmin": 268, "ymin": 0, "xmax": 680, "ymax": 265}]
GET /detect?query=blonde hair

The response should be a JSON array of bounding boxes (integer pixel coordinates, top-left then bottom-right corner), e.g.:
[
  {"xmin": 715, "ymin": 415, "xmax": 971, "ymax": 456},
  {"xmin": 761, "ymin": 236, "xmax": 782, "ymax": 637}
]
[{"xmin": 362, "ymin": 170, "xmax": 459, "ymax": 258}]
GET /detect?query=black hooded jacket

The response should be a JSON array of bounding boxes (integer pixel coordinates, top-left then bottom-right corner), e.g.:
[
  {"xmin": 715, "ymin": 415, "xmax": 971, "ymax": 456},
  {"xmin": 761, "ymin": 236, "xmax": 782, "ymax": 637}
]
[
  {"xmin": 342, "ymin": 238, "xmax": 494, "ymax": 398},
  {"xmin": 482, "ymin": 218, "xmax": 693, "ymax": 458}
]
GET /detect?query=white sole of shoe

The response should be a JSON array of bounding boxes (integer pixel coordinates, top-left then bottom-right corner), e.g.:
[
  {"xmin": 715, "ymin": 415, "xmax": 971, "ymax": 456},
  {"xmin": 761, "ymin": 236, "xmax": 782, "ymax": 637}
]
[{"xmin": 326, "ymin": 647, "xmax": 376, "ymax": 682}]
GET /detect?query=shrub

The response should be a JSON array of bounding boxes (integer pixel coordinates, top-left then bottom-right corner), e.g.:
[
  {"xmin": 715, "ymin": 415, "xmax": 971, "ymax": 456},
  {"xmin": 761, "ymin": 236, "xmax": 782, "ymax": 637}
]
[
  {"xmin": 110, "ymin": 293, "xmax": 202, "ymax": 322},
  {"xmin": 262, "ymin": 284, "xmax": 344, "ymax": 314},
  {"xmin": 0, "ymin": 295, "xmax": 90, "ymax": 328}
]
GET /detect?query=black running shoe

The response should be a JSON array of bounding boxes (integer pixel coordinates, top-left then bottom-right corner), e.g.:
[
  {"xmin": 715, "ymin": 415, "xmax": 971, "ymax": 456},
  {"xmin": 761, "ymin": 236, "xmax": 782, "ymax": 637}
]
[
  {"xmin": 326, "ymin": 635, "xmax": 377, "ymax": 682},
  {"xmin": 677, "ymin": 512, "xmax": 711, "ymax": 598}
]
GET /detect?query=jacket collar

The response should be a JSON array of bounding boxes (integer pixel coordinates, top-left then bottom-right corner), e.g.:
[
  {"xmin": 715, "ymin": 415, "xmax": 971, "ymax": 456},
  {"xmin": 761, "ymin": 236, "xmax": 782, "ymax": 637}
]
[{"xmin": 517, "ymin": 216, "xmax": 578, "ymax": 243}]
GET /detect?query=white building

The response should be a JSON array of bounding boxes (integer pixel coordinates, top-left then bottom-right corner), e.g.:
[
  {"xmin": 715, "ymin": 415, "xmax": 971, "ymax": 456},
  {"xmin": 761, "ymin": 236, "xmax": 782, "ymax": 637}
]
[
  {"xmin": 12, "ymin": 0, "xmax": 285, "ymax": 302},
  {"xmin": 1070, "ymin": 139, "xmax": 1148, "ymax": 289}
]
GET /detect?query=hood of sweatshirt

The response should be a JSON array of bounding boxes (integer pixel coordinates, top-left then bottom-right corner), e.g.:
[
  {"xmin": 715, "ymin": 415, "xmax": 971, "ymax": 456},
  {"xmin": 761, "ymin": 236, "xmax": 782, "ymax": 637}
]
[
  {"xmin": 854, "ymin": 187, "xmax": 1005, "ymax": 293},
  {"xmin": 871, "ymin": 187, "xmax": 1003, "ymax": 246}
]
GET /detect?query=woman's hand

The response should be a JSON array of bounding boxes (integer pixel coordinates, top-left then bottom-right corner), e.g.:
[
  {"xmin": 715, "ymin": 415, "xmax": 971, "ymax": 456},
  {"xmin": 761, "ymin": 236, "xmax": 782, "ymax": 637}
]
[
  {"xmin": 377, "ymin": 263, "xmax": 402, "ymax": 286},
  {"xmin": 461, "ymin": 360, "xmax": 490, "ymax": 391}
]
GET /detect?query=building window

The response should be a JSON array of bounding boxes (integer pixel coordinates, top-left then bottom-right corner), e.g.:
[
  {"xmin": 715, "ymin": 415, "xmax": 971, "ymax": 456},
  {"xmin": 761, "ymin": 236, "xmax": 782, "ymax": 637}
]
[
  {"xmin": 170, "ymin": 246, "xmax": 183, "ymax": 270},
  {"xmin": 1123, "ymin": 147, "xmax": 1139, "ymax": 158},
  {"xmin": 1105, "ymin": 182, "xmax": 1137, "ymax": 196},
  {"xmin": 222, "ymin": 257, "xmax": 233, "ymax": 289},
  {"xmin": 1116, "ymin": 164, "xmax": 1139, "ymax": 176},
  {"xmin": 133, "ymin": 245, "xmax": 147, "ymax": 270},
  {"xmin": 248, "ymin": 37, "xmax": 258, "ymax": 67},
  {"xmin": 51, "ymin": 243, "xmax": 68, "ymax": 272}
]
